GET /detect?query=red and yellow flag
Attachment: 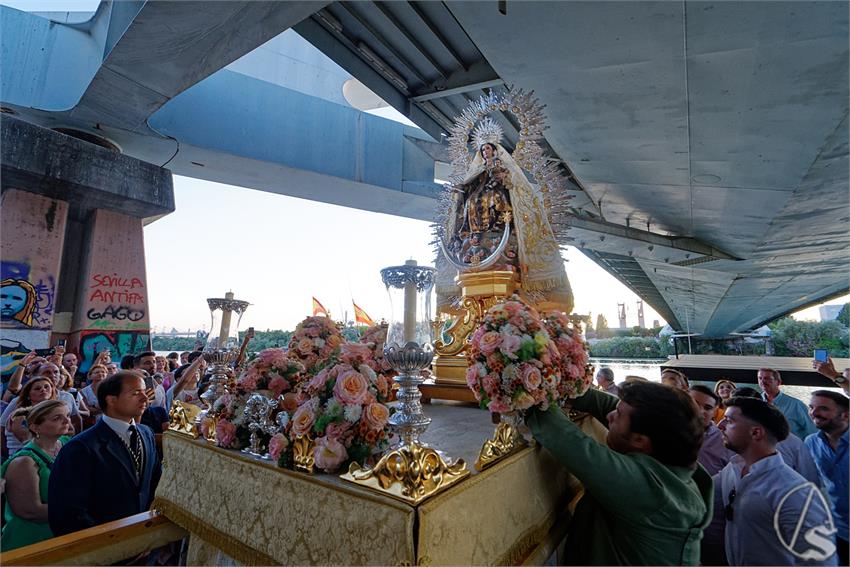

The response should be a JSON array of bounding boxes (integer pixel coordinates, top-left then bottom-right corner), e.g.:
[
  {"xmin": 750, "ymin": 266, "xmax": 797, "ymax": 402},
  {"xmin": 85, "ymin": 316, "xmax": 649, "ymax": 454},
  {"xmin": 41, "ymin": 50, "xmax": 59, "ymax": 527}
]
[
  {"xmin": 352, "ymin": 302, "xmax": 374, "ymax": 326},
  {"xmin": 312, "ymin": 297, "xmax": 329, "ymax": 317}
]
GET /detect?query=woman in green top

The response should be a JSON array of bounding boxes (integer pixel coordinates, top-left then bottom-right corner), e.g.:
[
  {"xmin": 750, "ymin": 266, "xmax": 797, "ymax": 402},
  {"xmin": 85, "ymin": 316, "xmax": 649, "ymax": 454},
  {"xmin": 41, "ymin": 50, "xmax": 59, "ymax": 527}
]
[{"xmin": 1, "ymin": 399, "xmax": 72, "ymax": 551}]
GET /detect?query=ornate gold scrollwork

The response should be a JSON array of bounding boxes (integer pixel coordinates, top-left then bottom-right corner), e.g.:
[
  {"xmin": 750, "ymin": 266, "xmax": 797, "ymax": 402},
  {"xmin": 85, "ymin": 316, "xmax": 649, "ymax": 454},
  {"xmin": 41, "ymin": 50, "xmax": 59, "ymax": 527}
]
[
  {"xmin": 292, "ymin": 435, "xmax": 315, "ymax": 474},
  {"xmin": 168, "ymin": 401, "xmax": 200, "ymax": 437},
  {"xmin": 434, "ymin": 296, "xmax": 482, "ymax": 356},
  {"xmin": 474, "ymin": 422, "xmax": 526, "ymax": 471},
  {"xmin": 342, "ymin": 443, "xmax": 469, "ymax": 505}
]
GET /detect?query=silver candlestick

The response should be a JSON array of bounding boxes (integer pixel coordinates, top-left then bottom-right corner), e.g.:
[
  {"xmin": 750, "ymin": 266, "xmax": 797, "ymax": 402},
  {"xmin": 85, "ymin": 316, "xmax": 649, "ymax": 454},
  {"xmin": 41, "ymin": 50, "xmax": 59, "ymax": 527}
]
[{"xmin": 342, "ymin": 261, "xmax": 469, "ymax": 504}]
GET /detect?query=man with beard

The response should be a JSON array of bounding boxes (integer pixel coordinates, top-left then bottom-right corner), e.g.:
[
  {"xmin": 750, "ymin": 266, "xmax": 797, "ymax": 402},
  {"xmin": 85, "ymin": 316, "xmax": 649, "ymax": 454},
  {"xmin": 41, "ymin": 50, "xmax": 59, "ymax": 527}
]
[
  {"xmin": 717, "ymin": 397, "xmax": 837, "ymax": 565},
  {"xmin": 806, "ymin": 391, "xmax": 849, "ymax": 565},
  {"xmin": 527, "ymin": 381, "xmax": 711, "ymax": 565}
]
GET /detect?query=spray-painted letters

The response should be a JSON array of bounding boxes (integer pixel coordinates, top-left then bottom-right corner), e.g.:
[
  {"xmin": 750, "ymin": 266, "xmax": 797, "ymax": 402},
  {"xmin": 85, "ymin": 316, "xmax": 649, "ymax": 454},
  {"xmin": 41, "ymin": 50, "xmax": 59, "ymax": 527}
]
[{"xmin": 88, "ymin": 273, "xmax": 145, "ymax": 305}]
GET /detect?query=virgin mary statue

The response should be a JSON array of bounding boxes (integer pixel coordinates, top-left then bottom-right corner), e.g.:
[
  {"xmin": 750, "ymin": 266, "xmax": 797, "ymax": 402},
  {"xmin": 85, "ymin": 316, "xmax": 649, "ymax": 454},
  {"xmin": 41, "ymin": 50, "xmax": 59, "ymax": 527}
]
[{"xmin": 437, "ymin": 120, "xmax": 574, "ymax": 313}]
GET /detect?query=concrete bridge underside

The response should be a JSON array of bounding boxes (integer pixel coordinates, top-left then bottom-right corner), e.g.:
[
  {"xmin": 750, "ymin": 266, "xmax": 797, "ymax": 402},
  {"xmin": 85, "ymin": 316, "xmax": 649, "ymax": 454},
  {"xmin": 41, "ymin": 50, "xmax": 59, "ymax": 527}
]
[{"xmin": 1, "ymin": 1, "xmax": 848, "ymax": 338}]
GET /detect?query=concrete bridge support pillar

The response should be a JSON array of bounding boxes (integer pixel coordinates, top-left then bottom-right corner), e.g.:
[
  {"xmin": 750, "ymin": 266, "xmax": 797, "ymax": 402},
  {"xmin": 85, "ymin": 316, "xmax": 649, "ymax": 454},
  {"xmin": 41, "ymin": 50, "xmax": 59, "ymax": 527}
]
[
  {"xmin": 1, "ymin": 116, "xmax": 174, "ymax": 378},
  {"xmin": 0, "ymin": 190, "xmax": 69, "ymax": 377},
  {"xmin": 70, "ymin": 210, "xmax": 152, "ymax": 373}
]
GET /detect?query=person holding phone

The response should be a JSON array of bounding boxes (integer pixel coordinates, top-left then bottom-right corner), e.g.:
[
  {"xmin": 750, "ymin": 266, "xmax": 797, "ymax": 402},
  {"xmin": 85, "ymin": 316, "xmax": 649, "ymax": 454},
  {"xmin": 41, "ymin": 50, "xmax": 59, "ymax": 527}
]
[{"xmin": 813, "ymin": 354, "xmax": 850, "ymax": 396}]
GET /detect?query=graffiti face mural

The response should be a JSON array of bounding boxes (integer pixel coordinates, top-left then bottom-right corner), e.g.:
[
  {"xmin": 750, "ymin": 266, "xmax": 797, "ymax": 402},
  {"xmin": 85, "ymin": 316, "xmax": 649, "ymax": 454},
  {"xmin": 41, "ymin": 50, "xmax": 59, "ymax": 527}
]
[{"xmin": 0, "ymin": 278, "xmax": 37, "ymax": 326}]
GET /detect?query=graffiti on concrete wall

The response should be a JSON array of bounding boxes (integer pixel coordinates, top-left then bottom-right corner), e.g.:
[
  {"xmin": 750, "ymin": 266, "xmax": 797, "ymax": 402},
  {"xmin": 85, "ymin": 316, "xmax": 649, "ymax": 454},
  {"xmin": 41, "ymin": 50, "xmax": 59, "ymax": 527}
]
[
  {"xmin": 84, "ymin": 272, "xmax": 147, "ymax": 331},
  {"xmin": 78, "ymin": 330, "xmax": 151, "ymax": 373},
  {"xmin": 1, "ymin": 261, "xmax": 56, "ymax": 329},
  {"xmin": 1, "ymin": 331, "xmax": 50, "ymax": 379}
]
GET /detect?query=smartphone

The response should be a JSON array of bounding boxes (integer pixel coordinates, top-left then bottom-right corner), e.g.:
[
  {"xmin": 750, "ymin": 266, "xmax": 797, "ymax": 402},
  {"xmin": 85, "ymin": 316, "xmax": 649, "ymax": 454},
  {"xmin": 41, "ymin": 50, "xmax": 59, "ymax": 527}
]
[
  {"xmin": 814, "ymin": 349, "xmax": 828, "ymax": 363},
  {"xmin": 141, "ymin": 371, "xmax": 154, "ymax": 390},
  {"xmin": 57, "ymin": 338, "xmax": 67, "ymax": 347}
]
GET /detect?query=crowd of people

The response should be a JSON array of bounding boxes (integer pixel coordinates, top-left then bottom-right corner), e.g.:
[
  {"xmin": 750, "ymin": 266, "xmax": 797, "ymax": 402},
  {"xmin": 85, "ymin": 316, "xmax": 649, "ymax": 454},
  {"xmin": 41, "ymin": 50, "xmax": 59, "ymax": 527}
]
[
  {"xmin": 0, "ymin": 346, "xmax": 208, "ymax": 552},
  {"xmin": 564, "ymin": 361, "xmax": 848, "ymax": 565},
  {"xmin": 0, "ymin": 344, "xmax": 847, "ymax": 566}
]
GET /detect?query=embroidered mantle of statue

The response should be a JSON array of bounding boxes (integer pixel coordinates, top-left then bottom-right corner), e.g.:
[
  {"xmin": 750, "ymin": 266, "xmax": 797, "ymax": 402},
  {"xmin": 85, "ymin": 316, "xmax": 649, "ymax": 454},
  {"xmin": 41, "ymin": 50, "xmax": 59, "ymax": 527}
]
[{"xmin": 439, "ymin": 133, "xmax": 573, "ymax": 313}]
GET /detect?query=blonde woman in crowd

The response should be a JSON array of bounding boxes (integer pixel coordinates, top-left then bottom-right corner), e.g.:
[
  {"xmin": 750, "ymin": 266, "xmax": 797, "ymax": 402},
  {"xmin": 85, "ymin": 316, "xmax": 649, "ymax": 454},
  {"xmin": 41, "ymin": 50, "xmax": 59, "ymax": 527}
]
[
  {"xmin": 0, "ymin": 377, "xmax": 56, "ymax": 457},
  {"xmin": 1, "ymin": 399, "xmax": 72, "ymax": 550}
]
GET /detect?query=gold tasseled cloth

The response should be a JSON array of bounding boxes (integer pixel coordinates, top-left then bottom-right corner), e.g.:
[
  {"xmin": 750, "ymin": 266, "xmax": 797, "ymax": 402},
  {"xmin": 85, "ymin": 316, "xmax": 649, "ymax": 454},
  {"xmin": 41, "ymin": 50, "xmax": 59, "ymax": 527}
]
[{"xmin": 154, "ymin": 403, "xmax": 592, "ymax": 565}]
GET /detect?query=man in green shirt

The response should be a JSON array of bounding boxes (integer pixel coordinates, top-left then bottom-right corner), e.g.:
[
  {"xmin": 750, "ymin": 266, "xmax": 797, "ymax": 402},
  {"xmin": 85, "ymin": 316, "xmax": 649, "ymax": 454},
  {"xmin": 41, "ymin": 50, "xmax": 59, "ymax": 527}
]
[{"xmin": 528, "ymin": 381, "xmax": 712, "ymax": 565}]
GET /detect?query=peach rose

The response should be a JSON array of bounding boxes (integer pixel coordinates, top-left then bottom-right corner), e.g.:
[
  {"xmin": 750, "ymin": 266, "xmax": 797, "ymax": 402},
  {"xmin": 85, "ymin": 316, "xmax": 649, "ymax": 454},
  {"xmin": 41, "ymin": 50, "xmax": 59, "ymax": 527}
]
[
  {"xmin": 519, "ymin": 363, "xmax": 542, "ymax": 392},
  {"xmin": 296, "ymin": 337, "xmax": 315, "ymax": 355},
  {"xmin": 333, "ymin": 370, "xmax": 369, "ymax": 405},
  {"xmin": 290, "ymin": 404, "xmax": 316, "ymax": 437},
  {"xmin": 362, "ymin": 403, "xmax": 390, "ymax": 430},
  {"xmin": 327, "ymin": 334, "xmax": 342, "ymax": 348},
  {"xmin": 514, "ymin": 391, "xmax": 536, "ymax": 410},
  {"xmin": 314, "ymin": 436, "xmax": 348, "ymax": 472}
]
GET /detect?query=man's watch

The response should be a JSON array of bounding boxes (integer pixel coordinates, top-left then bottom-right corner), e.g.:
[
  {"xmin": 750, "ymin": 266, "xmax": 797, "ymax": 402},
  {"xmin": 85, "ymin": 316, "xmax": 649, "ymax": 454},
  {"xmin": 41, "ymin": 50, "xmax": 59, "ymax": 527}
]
[{"xmin": 833, "ymin": 374, "xmax": 848, "ymax": 384}]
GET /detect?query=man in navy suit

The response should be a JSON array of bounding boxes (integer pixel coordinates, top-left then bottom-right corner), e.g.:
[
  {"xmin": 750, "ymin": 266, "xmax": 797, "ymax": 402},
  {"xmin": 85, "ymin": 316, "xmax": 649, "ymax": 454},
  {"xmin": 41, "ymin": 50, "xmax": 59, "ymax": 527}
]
[{"xmin": 49, "ymin": 370, "xmax": 162, "ymax": 536}]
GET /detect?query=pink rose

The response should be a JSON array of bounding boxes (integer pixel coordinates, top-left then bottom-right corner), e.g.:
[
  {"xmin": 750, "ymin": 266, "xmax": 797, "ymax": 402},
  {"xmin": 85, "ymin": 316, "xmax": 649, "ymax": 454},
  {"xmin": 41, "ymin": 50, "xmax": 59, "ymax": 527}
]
[
  {"xmin": 478, "ymin": 331, "xmax": 503, "ymax": 356},
  {"xmin": 325, "ymin": 420, "xmax": 352, "ymax": 440},
  {"xmin": 291, "ymin": 404, "xmax": 316, "ymax": 437},
  {"xmin": 340, "ymin": 343, "xmax": 372, "ymax": 364},
  {"xmin": 488, "ymin": 397, "xmax": 510, "ymax": 413},
  {"xmin": 362, "ymin": 403, "xmax": 389, "ymax": 430},
  {"xmin": 268, "ymin": 376, "xmax": 290, "ymax": 397},
  {"xmin": 314, "ymin": 436, "xmax": 348, "ymax": 472},
  {"xmin": 470, "ymin": 326, "xmax": 488, "ymax": 345},
  {"xmin": 215, "ymin": 419, "xmax": 236, "ymax": 447},
  {"xmin": 268, "ymin": 433, "xmax": 288, "ymax": 461},
  {"xmin": 499, "ymin": 334, "xmax": 521, "ymax": 359},
  {"xmin": 504, "ymin": 301, "xmax": 522, "ymax": 316},
  {"xmin": 306, "ymin": 368, "xmax": 331, "ymax": 395},
  {"xmin": 333, "ymin": 370, "xmax": 369, "ymax": 405},
  {"xmin": 519, "ymin": 364, "xmax": 542, "ymax": 392}
]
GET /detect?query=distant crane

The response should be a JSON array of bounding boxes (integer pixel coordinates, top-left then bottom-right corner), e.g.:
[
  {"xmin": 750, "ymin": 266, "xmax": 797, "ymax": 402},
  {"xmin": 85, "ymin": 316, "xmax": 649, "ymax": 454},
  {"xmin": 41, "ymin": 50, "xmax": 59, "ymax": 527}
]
[
  {"xmin": 617, "ymin": 303, "xmax": 627, "ymax": 329},
  {"xmin": 637, "ymin": 299, "xmax": 645, "ymax": 329}
]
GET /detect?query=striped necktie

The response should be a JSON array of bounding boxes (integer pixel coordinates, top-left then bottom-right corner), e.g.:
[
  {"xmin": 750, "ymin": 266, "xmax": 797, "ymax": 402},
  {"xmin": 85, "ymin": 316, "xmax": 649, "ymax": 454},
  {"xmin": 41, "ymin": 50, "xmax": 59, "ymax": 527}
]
[{"xmin": 128, "ymin": 424, "xmax": 143, "ymax": 478}]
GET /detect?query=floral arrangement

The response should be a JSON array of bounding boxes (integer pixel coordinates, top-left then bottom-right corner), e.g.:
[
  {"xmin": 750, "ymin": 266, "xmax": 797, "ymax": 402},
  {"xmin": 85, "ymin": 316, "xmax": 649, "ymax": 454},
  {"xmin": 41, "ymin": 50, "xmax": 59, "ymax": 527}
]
[
  {"xmin": 207, "ymin": 393, "xmax": 249, "ymax": 449},
  {"xmin": 275, "ymin": 343, "xmax": 394, "ymax": 472},
  {"xmin": 286, "ymin": 315, "xmax": 342, "ymax": 372},
  {"xmin": 466, "ymin": 296, "xmax": 562, "ymax": 414},
  {"xmin": 236, "ymin": 347, "xmax": 305, "ymax": 397},
  {"xmin": 358, "ymin": 323, "xmax": 396, "ymax": 400},
  {"xmin": 541, "ymin": 312, "xmax": 592, "ymax": 399}
]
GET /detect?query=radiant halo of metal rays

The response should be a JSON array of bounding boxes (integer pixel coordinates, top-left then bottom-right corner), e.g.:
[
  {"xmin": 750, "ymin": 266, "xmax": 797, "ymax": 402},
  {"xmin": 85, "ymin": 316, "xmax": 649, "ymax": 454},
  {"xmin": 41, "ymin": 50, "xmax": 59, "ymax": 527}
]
[{"xmin": 432, "ymin": 86, "xmax": 574, "ymax": 271}]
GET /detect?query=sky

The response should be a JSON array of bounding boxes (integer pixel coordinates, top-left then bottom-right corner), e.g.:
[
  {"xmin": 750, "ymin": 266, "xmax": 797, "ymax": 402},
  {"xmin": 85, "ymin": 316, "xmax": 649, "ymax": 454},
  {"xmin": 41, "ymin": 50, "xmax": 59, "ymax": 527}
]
[{"xmin": 142, "ymin": 176, "xmax": 670, "ymax": 333}]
